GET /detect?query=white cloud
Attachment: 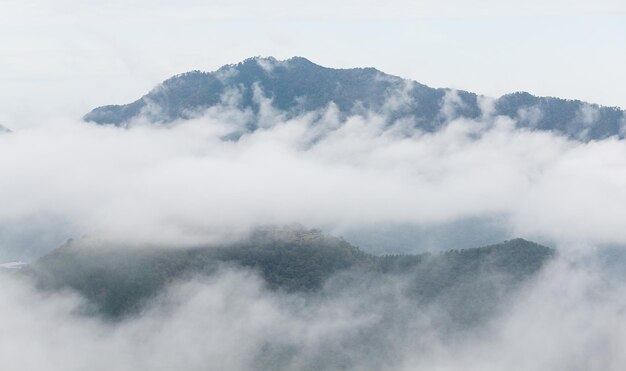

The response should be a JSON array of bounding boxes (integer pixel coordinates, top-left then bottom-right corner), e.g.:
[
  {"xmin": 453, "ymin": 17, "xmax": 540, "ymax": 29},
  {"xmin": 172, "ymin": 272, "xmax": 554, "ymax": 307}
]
[
  {"xmin": 517, "ymin": 105, "xmax": 544, "ymax": 128},
  {"xmin": 2, "ymin": 102, "xmax": 626, "ymax": 257},
  {"xmin": 575, "ymin": 103, "xmax": 600, "ymax": 126},
  {"xmin": 2, "ymin": 253, "xmax": 626, "ymax": 370}
]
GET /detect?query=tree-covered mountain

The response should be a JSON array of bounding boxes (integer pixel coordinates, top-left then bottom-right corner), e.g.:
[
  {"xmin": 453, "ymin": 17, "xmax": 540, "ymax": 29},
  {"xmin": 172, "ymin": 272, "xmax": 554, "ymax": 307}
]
[
  {"xmin": 84, "ymin": 56, "xmax": 624, "ymax": 141},
  {"xmin": 27, "ymin": 227, "xmax": 554, "ymax": 322}
]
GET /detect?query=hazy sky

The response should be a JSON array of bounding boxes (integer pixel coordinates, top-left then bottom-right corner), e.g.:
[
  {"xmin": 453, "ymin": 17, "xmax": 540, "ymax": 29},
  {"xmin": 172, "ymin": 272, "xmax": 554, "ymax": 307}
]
[{"xmin": 1, "ymin": 0, "xmax": 625, "ymax": 129}]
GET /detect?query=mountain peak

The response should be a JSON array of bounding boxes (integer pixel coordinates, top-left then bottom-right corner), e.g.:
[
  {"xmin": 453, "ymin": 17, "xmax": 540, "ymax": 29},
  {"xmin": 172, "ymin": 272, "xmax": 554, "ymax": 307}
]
[{"xmin": 83, "ymin": 56, "xmax": 625, "ymax": 141}]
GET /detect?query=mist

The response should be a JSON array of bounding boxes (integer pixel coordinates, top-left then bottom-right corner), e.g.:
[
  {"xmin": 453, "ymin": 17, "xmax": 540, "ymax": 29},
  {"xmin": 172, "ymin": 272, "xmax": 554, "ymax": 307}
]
[
  {"xmin": 1, "ymin": 82, "xmax": 626, "ymax": 370},
  {"xmin": 2, "ymin": 251, "xmax": 626, "ymax": 370},
  {"xmin": 1, "ymin": 97, "xmax": 626, "ymax": 260},
  {"xmin": 3, "ymin": 0, "xmax": 626, "ymax": 366}
]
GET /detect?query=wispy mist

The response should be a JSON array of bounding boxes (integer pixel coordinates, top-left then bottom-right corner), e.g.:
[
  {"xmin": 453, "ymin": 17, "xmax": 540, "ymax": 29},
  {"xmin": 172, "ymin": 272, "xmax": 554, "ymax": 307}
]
[
  {"xmin": 2, "ymin": 96, "xmax": 626, "ymax": 259},
  {"xmin": 2, "ymin": 253, "xmax": 626, "ymax": 370},
  {"xmin": 0, "ymin": 78, "xmax": 625, "ymax": 371}
]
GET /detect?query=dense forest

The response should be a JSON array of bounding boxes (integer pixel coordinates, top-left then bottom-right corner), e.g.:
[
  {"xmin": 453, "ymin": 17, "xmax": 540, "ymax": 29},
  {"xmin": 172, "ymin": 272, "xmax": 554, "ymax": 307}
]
[{"xmin": 27, "ymin": 227, "xmax": 555, "ymax": 323}]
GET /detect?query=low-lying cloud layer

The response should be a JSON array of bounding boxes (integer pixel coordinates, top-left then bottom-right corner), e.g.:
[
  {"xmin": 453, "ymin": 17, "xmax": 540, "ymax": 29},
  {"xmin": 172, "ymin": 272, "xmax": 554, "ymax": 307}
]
[
  {"xmin": 2, "ymin": 99, "xmax": 626, "ymax": 259},
  {"xmin": 1, "ymin": 255, "xmax": 626, "ymax": 371},
  {"xmin": 2, "ymin": 87, "xmax": 626, "ymax": 370}
]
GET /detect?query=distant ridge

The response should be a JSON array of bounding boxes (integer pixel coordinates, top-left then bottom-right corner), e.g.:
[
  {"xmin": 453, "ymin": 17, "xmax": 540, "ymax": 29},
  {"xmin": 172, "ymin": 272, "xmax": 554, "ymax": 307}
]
[
  {"xmin": 84, "ymin": 56, "xmax": 625, "ymax": 141},
  {"xmin": 28, "ymin": 229, "xmax": 554, "ymax": 319}
]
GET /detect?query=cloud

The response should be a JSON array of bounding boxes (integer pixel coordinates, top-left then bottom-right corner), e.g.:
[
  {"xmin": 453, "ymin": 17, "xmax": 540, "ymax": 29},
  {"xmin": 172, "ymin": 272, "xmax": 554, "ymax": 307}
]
[
  {"xmin": 516, "ymin": 105, "xmax": 544, "ymax": 128},
  {"xmin": 2, "ymin": 87, "xmax": 626, "ymax": 370},
  {"xmin": 0, "ymin": 267, "xmax": 409, "ymax": 370},
  {"xmin": 2, "ymin": 100, "xmax": 626, "ymax": 259},
  {"xmin": 396, "ymin": 258, "xmax": 626, "ymax": 371},
  {"xmin": 2, "ymin": 252, "xmax": 626, "ymax": 370},
  {"xmin": 439, "ymin": 90, "xmax": 467, "ymax": 121},
  {"xmin": 575, "ymin": 103, "xmax": 600, "ymax": 127}
]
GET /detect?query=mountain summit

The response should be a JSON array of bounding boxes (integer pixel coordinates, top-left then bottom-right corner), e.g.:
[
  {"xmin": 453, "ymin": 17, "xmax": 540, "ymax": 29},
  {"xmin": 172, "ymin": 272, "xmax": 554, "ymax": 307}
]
[{"xmin": 84, "ymin": 56, "xmax": 625, "ymax": 141}]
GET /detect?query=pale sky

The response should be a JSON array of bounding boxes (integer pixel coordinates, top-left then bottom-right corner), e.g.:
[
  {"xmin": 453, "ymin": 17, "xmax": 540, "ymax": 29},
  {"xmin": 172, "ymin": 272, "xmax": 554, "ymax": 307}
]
[{"xmin": 1, "ymin": 0, "xmax": 625, "ymax": 129}]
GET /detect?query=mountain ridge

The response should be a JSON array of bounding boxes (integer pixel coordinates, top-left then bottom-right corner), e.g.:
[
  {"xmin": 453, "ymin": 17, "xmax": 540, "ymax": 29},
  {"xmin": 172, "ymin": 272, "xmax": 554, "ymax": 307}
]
[
  {"xmin": 26, "ymin": 229, "xmax": 555, "ymax": 320},
  {"xmin": 84, "ymin": 56, "xmax": 625, "ymax": 141}
]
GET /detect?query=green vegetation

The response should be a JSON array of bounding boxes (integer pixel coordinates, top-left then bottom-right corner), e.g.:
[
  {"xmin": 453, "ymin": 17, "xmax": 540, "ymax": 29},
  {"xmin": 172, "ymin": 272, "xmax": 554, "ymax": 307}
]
[{"xmin": 27, "ymin": 227, "xmax": 555, "ymax": 320}]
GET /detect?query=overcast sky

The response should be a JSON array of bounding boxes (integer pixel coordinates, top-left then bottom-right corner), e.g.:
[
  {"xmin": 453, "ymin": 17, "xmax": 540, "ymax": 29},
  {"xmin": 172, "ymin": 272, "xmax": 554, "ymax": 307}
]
[{"xmin": 1, "ymin": 0, "xmax": 625, "ymax": 129}]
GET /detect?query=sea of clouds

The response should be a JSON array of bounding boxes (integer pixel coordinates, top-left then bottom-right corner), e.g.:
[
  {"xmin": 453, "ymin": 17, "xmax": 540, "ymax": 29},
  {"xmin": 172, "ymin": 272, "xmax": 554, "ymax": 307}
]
[
  {"xmin": 1, "ymin": 90, "xmax": 626, "ymax": 370},
  {"xmin": 1, "ymin": 93, "xmax": 626, "ymax": 258}
]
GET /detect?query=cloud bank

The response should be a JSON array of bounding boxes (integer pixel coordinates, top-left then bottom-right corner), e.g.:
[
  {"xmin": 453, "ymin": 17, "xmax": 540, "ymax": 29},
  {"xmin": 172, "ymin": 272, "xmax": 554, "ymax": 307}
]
[
  {"xmin": 1, "ymin": 98, "xmax": 626, "ymax": 259},
  {"xmin": 2, "ymin": 254, "xmax": 626, "ymax": 370},
  {"xmin": 1, "ymin": 84, "xmax": 626, "ymax": 371}
]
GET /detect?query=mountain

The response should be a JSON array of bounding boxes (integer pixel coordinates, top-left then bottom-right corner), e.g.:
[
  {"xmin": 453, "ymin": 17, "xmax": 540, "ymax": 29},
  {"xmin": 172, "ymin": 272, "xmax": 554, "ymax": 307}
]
[
  {"xmin": 26, "ymin": 227, "xmax": 554, "ymax": 321},
  {"xmin": 84, "ymin": 56, "xmax": 625, "ymax": 141},
  {"xmin": 0, "ymin": 125, "xmax": 10, "ymax": 134}
]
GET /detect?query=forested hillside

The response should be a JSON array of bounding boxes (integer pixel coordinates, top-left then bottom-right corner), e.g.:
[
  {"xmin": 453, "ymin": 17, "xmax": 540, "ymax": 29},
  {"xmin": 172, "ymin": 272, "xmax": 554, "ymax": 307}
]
[
  {"xmin": 27, "ymin": 227, "xmax": 554, "ymax": 321},
  {"xmin": 84, "ymin": 57, "xmax": 625, "ymax": 140}
]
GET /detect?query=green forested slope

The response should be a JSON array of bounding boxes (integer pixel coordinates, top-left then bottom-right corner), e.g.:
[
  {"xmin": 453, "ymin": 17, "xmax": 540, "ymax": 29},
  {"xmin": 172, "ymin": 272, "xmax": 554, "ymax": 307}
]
[{"xmin": 27, "ymin": 227, "xmax": 554, "ymax": 319}]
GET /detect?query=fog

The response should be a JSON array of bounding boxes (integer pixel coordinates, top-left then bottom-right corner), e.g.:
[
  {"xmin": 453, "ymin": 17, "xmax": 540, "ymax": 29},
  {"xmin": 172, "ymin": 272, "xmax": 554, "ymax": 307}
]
[
  {"xmin": 1, "ymin": 86, "xmax": 626, "ymax": 369},
  {"xmin": 1, "ymin": 97, "xmax": 626, "ymax": 259},
  {"xmin": 1, "ymin": 254, "xmax": 626, "ymax": 370}
]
